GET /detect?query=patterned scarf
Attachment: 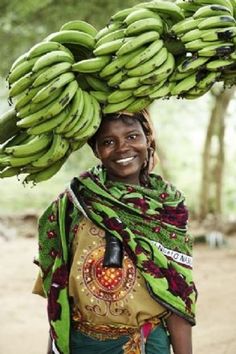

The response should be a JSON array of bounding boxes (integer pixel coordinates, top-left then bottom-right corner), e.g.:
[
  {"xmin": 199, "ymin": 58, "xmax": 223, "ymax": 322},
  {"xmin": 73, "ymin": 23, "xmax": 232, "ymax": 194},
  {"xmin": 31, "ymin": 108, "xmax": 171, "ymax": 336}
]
[{"xmin": 68, "ymin": 165, "xmax": 197, "ymax": 325}]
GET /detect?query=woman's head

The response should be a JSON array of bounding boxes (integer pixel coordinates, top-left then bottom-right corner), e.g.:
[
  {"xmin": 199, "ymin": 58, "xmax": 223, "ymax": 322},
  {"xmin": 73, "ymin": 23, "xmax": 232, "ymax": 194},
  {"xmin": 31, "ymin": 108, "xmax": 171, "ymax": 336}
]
[{"xmin": 88, "ymin": 110, "xmax": 157, "ymax": 185}]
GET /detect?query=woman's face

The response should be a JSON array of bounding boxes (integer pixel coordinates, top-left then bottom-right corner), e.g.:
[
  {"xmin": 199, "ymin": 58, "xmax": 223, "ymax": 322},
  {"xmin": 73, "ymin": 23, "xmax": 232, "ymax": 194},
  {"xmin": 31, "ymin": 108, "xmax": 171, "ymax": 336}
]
[{"xmin": 95, "ymin": 117, "xmax": 148, "ymax": 185}]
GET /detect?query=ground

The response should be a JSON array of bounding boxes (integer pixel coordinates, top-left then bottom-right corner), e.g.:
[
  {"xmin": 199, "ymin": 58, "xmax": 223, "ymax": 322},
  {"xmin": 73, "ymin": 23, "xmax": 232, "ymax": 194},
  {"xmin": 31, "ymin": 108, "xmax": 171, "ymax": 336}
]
[{"xmin": 0, "ymin": 228, "xmax": 236, "ymax": 354}]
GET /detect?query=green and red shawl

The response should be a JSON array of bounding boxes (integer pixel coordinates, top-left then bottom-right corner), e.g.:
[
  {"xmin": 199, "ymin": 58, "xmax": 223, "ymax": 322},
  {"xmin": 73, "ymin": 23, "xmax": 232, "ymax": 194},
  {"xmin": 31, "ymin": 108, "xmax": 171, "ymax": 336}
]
[{"xmin": 36, "ymin": 165, "xmax": 197, "ymax": 354}]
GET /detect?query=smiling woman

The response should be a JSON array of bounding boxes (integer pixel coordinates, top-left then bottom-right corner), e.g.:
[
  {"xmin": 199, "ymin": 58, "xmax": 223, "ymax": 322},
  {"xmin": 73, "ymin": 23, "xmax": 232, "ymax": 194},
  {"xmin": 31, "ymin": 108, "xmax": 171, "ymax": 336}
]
[
  {"xmin": 88, "ymin": 110, "xmax": 158, "ymax": 185},
  {"xmin": 88, "ymin": 111, "xmax": 156, "ymax": 186},
  {"xmin": 33, "ymin": 110, "xmax": 197, "ymax": 354}
]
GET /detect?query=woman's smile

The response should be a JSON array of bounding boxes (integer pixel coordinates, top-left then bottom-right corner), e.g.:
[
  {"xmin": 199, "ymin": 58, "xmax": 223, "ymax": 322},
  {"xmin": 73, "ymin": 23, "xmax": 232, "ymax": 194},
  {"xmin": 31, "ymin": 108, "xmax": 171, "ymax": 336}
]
[{"xmin": 115, "ymin": 156, "xmax": 136, "ymax": 164}]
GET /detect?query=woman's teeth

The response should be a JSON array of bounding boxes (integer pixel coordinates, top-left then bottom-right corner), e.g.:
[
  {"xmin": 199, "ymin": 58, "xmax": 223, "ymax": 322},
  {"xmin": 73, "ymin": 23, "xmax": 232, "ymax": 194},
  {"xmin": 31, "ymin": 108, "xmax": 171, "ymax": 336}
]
[{"xmin": 116, "ymin": 157, "xmax": 135, "ymax": 164}]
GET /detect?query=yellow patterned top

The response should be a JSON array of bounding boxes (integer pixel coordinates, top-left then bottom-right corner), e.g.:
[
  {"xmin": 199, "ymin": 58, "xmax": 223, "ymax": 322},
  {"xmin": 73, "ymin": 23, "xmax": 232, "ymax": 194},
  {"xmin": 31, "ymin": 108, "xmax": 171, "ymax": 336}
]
[{"xmin": 33, "ymin": 216, "xmax": 169, "ymax": 340}]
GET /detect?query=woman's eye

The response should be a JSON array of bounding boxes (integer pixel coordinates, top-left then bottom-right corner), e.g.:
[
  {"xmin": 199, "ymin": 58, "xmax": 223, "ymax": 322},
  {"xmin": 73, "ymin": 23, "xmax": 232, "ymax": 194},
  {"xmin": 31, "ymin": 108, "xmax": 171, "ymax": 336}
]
[
  {"xmin": 128, "ymin": 134, "xmax": 137, "ymax": 140},
  {"xmin": 103, "ymin": 139, "xmax": 114, "ymax": 146}
]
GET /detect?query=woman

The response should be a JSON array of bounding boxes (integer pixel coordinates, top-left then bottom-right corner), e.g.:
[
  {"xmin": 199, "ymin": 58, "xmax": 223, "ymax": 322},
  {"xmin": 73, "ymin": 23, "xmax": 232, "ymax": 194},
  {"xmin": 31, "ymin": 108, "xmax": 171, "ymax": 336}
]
[{"xmin": 33, "ymin": 110, "xmax": 197, "ymax": 354}]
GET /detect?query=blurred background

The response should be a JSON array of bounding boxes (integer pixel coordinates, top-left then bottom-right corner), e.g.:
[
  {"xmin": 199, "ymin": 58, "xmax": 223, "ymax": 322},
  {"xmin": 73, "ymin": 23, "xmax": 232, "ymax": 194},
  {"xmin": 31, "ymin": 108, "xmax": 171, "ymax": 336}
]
[{"xmin": 0, "ymin": 1, "xmax": 236, "ymax": 353}]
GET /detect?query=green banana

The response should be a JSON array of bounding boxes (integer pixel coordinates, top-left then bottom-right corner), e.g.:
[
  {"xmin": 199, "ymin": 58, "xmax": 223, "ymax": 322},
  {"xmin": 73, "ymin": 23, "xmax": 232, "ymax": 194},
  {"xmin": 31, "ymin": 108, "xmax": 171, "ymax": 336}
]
[
  {"xmin": 102, "ymin": 96, "xmax": 136, "ymax": 114},
  {"xmin": 0, "ymin": 108, "xmax": 19, "ymax": 144},
  {"xmin": 171, "ymin": 17, "xmax": 203, "ymax": 35},
  {"xmin": 119, "ymin": 76, "xmax": 141, "ymax": 90},
  {"xmin": 176, "ymin": 1, "xmax": 201, "ymax": 15},
  {"xmin": 0, "ymin": 166, "xmax": 21, "ymax": 178},
  {"xmin": 206, "ymin": 58, "xmax": 235, "ymax": 70},
  {"xmin": 197, "ymin": 71, "xmax": 221, "ymax": 89},
  {"xmin": 0, "ymin": 131, "xmax": 29, "ymax": 153},
  {"xmin": 127, "ymin": 46, "xmax": 167, "ymax": 77},
  {"xmin": 14, "ymin": 85, "xmax": 44, "ymax": 111},
  {"xmin": 9, "ymin": 70, "xmax": 40, "ymax": 98},
  {"xmin": 107, "ymin": 70, "xmax": 127, "ymax": 87},
  {"xmin": 140, "ymin": 52, "xmax": 175, "ymax": 84},
  {"xmin": 125, "ymin": 17, "xmax": 163, "ymax": 36},
  {"xmin": 110, "ymin": 7, "xmax": 134, "ymax": 21},
  {"xmin": 64, "ymin": 90, "xmax": 93, "ymax": 138},
  {"xmin": 107, "ymin": 89, "xmax": 133, "ymax": 103},
  {"xmin": 95, "ymin": 22, "xmax": 123, "ymax": 42},
  {"xmin": 185, "ymin": 39, "xmax": 224, "ymax": 51},
  {"xmin": 93, "ymin": 38, "xmax": 131, "ymax": 56},
  {"xmin": 133, "ymin": 80, "xmax": 165, "ymax": 97},
  {"xmin": 117, "ymin": 31, "xmax": 160, "ymax": 56},
  {"xmin": 45, "ymin": 30, "xmax": 95, "ymax": 49},
  {"xmin": 24, "ymin": 155, "xmax": 69, "ymax": 184},
  {"xmin": 192, "ymin": 0, "xmax": 234, "ymax": 15},
  {"xmin": 177, "ymin": 56, "xmax": 209, "ymax": 73},
  {"xmin": 125, "ymin": 39, "xmax": 163, "ymax": 69},
  {"xmin": 32, "ymin": 72, "xmax": 75, "ymax": 104},
  {"xmin": 60, "ymin": 20, "xmax": 97, "ymax": 37},
  {"xmin": 27, "ymin": 41, "xmax": 72, "ymax": 59},
  {"xmin": 169, "ymin": 69, "xmax": 193, "ymax": 82},
  {"xmin": 181, "ymin": 85, "xmax": 210, "ymax": 99},
  {"xmin": 32, "ymin": 134, "xmax": 69, "ymax": 168},
  {"xmin": 99, "ymin": 47, "xmax": 143, "ymax": 78},
  {"xmin": 198, "ymin": 42, "xmax": 234, "ymax": 56},
  {"xmin": 9, "ymin": 52, "xmax": 28, "ymax": 73},
  {"xmin": 17, "ymin": 87, "xmax": 63, "ymax": 119},
  {"xmin": 32, "ymin": 62, "xmax": 72, "ymax": 87},
  {"xmin": 198, "ymin": 15, "xmax": 236, "ymax": 30},
  {"xmin": 17, "ymin": 80, "xmax": 78, "ymax": 128},
  {"xmin": 200, "ymin": 27, "xmax": 236, "ymax": 41},
  {"xmin": 95, "ymin": 29, "xmax": 126, "ymax": 48},
  {"xmin": 5, "ymin": 134, "xmax": 52, "ymax": 157},
  {"xmin": 56, "ymin": 88, "xmax": 84, "ymax": 134},
  {"xmin": 7, "ymin": 57, "xmax": 38, "ymax": 85},
  {"xmin": 84, "ymin": 75, "xmax": 110, "ymax": 92},
  {"xmin": 193, "ymin": 4, "xmax": 232, "ymax": 18},
  {"xmin": 229, "ymin": 0, "xmax": 236, "ymax": 17},
  {"xmin": 90, "ymin": 90, "xmax": 109, "ymax": 103},
  {"xmin": 72, "ymin": 55, "xmax": 111, "ymax": 73},
  {"xmin": 0, "ymin": 149, "xmax": 46, "ymax": 167},
  {"xmin": 134, "ymin": 1, "xmax": 185, "ymax": 22},
  {"xmin": 170, "ymin": 72, "xmax": 199, "ymax": 96},
  {"xmin": 149, "ymin": 81, "xmax": 174, "ymax": 99},
  {"xmin": 124, "ymin": 8, "xmax": 164, "ymax": 25},
  {"xmin": 32, "ymin": 50, "xmax": 74, "ymax": 73},
  {"xmin": 180, "ymin": 29, "xmax": 203, "ymax": 43},
  {"xmin": 72, "ymin": 95, "xmax": 101, "ymax": 141},
  {"xmin": 27, "ymin": 106, "xmax": 70, "ymax": 135},
  {"xmin": 125, "ymin": 97, "xmax": 152, "ymax": 113}
]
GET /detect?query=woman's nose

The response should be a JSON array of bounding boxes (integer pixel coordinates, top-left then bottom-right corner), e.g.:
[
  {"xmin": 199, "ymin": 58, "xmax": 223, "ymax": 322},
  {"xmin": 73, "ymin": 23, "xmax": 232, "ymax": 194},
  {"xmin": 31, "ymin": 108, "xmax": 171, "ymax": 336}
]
[{"xmin": 116, "ymin": 139, "xmax": 129, "ymax": 152}]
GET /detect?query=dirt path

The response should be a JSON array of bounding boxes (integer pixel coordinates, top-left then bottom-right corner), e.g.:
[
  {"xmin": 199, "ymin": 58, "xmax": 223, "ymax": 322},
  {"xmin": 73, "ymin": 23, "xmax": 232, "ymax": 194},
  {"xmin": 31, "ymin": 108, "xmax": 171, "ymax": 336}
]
[{"xmin": 0, "ymin": 236, "xmax": 236, "ymax": 354}]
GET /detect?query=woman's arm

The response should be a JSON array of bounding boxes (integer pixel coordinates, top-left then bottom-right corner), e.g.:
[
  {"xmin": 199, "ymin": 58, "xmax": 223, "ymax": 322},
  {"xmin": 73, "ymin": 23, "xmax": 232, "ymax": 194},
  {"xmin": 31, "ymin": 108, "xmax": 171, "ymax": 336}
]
[{"xmin": 166, "ymin": 312, "xmax": 192, "ymax": 354}]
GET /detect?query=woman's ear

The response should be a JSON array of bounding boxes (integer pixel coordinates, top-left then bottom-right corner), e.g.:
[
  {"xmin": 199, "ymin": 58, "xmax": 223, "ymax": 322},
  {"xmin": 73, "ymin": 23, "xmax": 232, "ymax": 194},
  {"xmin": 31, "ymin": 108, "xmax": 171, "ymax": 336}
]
[{"xmin": 147, "ymin": 147, "xmax": 154, "ymax": 172}]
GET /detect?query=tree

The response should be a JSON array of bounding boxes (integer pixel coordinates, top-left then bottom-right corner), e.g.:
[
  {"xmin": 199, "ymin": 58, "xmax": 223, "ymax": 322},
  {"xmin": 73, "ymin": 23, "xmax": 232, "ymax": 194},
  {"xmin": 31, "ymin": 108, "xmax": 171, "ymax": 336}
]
[{"xmin": 199, "ymin": 86, "xmax": 235, "ymax": 220}]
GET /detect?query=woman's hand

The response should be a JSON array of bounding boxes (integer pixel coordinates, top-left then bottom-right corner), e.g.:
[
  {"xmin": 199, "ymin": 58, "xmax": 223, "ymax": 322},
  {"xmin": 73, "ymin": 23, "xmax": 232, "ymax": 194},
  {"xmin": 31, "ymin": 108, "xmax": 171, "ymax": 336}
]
[{"xmin": 166, "ymin": 313, "xmax": 192, "ymax": 354}]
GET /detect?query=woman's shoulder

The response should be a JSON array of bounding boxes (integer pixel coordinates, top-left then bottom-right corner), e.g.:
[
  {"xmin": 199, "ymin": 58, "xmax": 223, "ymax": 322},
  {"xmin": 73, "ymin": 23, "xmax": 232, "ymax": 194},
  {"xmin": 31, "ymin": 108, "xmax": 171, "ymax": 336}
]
[{"xmin": 149, "ymin": 173, "xmax": 185, "ymax": 204}]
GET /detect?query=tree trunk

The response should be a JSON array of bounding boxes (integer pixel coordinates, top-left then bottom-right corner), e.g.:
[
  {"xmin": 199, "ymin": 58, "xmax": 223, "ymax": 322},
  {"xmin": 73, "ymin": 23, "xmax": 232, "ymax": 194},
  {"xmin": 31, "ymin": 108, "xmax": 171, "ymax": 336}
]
[{"xmin": 199, "ymin": 87, "xmax": 235, "ymax": 220}]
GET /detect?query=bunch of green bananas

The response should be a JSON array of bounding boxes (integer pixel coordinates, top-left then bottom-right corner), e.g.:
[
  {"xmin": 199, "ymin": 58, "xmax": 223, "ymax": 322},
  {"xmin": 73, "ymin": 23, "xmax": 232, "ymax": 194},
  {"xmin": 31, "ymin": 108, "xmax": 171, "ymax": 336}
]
[
  {"xmin": 71, "ymin": 0, "xmax": 186, "ymax": 113},
  {"xmin": 169, "ymin": 0, "xmax": 236, "ymax": 98},
  {"xmin": 0, "ymin": 20, "xmax": 102, "ymax": 184},
  {"xmin": 1, "ymin": 0, "xmax": 236, "ymax": 184}
]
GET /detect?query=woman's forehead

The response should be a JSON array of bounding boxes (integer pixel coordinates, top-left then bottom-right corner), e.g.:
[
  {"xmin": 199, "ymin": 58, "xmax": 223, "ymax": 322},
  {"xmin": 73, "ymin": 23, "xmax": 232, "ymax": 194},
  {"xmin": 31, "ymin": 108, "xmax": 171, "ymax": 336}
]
[{"xmin": 98, "ymin": 117, "xmax": 144, "ymax": 135}]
